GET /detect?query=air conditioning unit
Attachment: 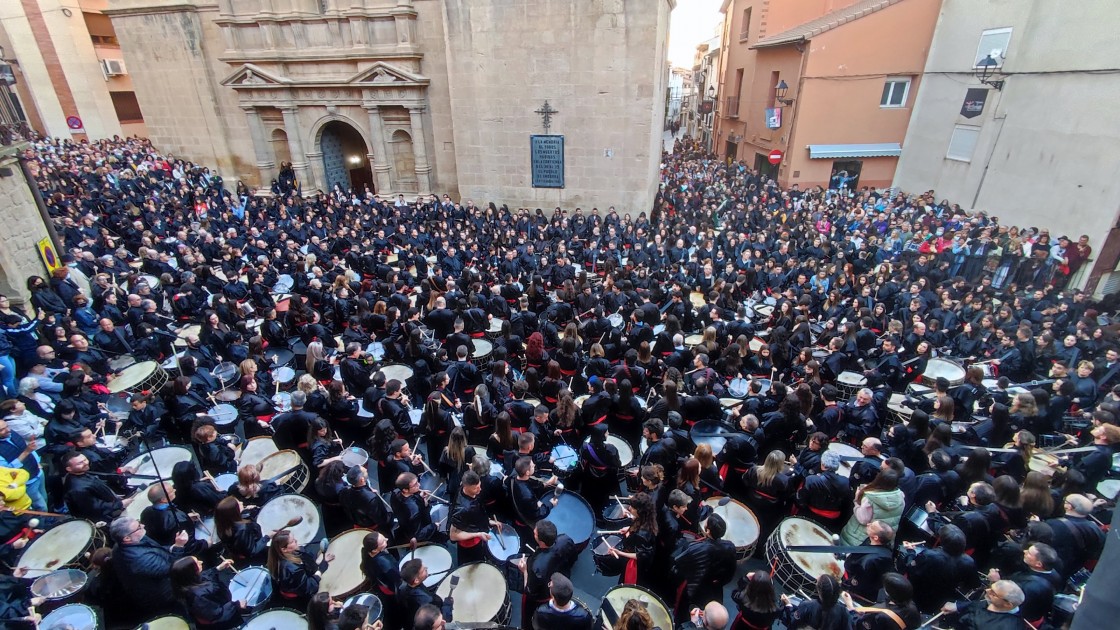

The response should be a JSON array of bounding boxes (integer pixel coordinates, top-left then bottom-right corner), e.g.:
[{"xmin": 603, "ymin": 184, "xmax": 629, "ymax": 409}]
[{"xmin": 100, "ymin": 59, "xmax": 126, "ymax": 77}]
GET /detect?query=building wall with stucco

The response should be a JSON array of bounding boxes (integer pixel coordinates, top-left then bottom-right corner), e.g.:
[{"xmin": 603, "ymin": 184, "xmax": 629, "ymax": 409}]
[{"xmin": 0, "ymin": 146, "xmax": 53, "ymax": 306}]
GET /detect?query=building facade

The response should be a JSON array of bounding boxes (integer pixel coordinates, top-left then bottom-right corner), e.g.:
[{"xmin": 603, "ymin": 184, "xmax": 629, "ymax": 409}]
[
  {"xmin": 714, "ymin": 0, "xmax": 939, "ymax": 189},
  {"xmin": 687, "ymin": 35, "xmax": 720, "ymax": 150},
  {"xmin": 0, "ymin": 0, "xmax": 146, "ymax": 139},
  {"xmin": 104, "ymin": 0, "xmax": 673, "ymax": 215},
  {"xmin": 893, "ymin": 0, "xmax": 1120, "ymax": 294}
]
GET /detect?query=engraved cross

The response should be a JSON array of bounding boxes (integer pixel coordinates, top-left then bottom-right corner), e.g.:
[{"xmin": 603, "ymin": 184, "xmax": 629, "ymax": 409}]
[{"xmin": 535, "ymin": 101, "xmax": 559, "ymax": 135}]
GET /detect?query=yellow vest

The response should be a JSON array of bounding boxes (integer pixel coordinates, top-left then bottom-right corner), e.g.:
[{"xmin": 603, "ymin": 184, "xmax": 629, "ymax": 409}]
[{"xmin": 0, "ymin": 466, "xmax": 31, "ymax": 511}]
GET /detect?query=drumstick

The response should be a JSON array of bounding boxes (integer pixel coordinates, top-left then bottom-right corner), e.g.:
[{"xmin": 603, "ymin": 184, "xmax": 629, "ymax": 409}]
[
  {"xmin": 490, "ymin": 527, "xmax": 506, "ymax": 550},
  {"xmin": 919, "ymin": 611, "xmax": 946, "ymax": 628},
  {"xmin": 12, "ymin": 508, "xmax": 70, "ymax": 518},
  {"xmin": 596, "ymin": 529, "xmax": 626, "ymax": 535},
  {"xmin": 218, "ymin": 556, "xmax": 240, "ymax": 574},
  {"xmin": 202, "ymin": 471, "xmax": 223, "ymax": 491}
]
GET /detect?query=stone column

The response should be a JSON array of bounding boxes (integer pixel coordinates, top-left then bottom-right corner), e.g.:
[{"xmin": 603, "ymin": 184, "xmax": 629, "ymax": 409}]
[
  {"xmin": 241, "ymin": 106, "xmax": 277, "ymax": 186},
  {"xmin": 305, "ymin": 151, "xmax": 326, "ymax": 194},
  {"xmin": 365, "ymin": 105, "xmax": 394, "ymax": 194},
  {"xmin": 281, "ymin": 107, "xmax": 314, "ymax": 190},
  {"xmin": 407, "ymin": 105, "xmax": 433, "ymax": 194}
]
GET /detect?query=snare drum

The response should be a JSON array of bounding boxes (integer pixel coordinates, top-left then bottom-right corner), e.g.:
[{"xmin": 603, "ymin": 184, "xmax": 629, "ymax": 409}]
[
  {"xmin": 380, "ymin": 364, "xmax": 414, "ymax": 384},
  {"xmin": 19, "ymin": 520, "xmax": 104, "ymax": 576},
  {"xmin": 30, "ymin": 568, "xmax": 88, "ymax": 613},
  {"xmin": 727, "ymin": 377, "xmax": 749, "ymax": 398},
  {"xmin": 366, "ymin": 341, "xmax": 386, "ymax": 362},
  {"xmin": 1029, "ymin": 452, "xmax": 1060, "ymax": 477},
  {"xmin": 691, "ymin": 420, "xmax": 734, "ymax": 457},
  {"xmin": 600, "ymin": 585, "xmax": 672, "ymax": 630},
  {"xmin": 836, "ymin": 371, "xmax": 867, "ymax": 399},
  {"xmin": 608, "ymin": 313, "xmax": 625, "ymax": 331},
  {"xmin": 703, "ymin": 497, "xmax": 760, "ymax": 559},
  {"xmin": 214, "ymin": 473, "xmax": 239, "ymax": 491},
  {"xmin": 689, "ymin": 292, "xmax": 706, "ymax": 310},
  {"xmin": 887, "ymin": 393, "xmax": 914, "ymax": 425},
  {"xmin": 38, "ymin": 603, "xmax": 99, "ymax": 630},
  {"xmin": 318, "ymin": 528, "xmax": 372, "ymax": 597},
  {"xmin": 243, "ymin": 608, "xmax": 305, "ymax": 630},
  {"xmin": 471, "ymin": 339, "xmax": 493, "ymax": 364},
  {"xmin": 272, "ymin": 392, "xmax": 292, "ymax": 413},
  {"xmin": 273, "ymin": 274, "xmax": 295, "ymax": 294},
  {"xmin": 573, "ymin": 394, "xmax": 589, "ymax": 408},
  {"xmin": 160, "ymin": 351, "xmax": 187, "ymax": 377},
  {"xmin": 548, "ymin": 492, "xmax": 596, "ymax": 548},
  {"xmin": 766, "ymin": 517, "xmax": 843, "ymax": 592},
  {"xmin": 653, "ymin": 324, "xmax": 666, "ymax": 336},
  {"xmin": 123, "ymin": 446, "xmax": 194, "ymax": 487},
  {"xmin": 211, "ymin": 362, "xmax": 240, "ymax": 390},
  {"xmin": 272, "ymin": 366, "xmax": 296, "ymax": 390},
  {"xmin": 487, "ymin": 524, "xmax": 521, "ymax": 562},
  {"xmin": 827, "ymin": 443, "xmax": 864, "ymax": 478},
  {"xmin": 193, "ymin": 516, "xmax": 219, "ymax": 545},
  {"xmin": 240, "ymin": 436, "xmax": 279, "ymax": 467},
  {"xmin": 342, "ymin": 593, "xmax": 382, "ymax": 623},
  {"xmin": 684, "ymin": 334, "xmax": 705, "ymax": 349},
  {"xmin": 264, "ymin": 348, "xmax": 295, "ymax": 369},
  {"xmin": 97, "ymin": 434, "xmax": 127, "ymax": 453},
  {"xmin": 207, "ymin": 403, "xmax": 238, "ymax": 426},
  {"xmin": 258, "ymin": 450, "xmax": 311, "ymax": 493},
  {"xmin": 108, "ymin": 361, "xmax": 168, "ymax": 394},
  {"xmin": 920, "ymin": 357, "xmax": 966, "ymax": 388},
  {"xmin": 229, "ymin": 566, "xmax": 274, "ymax": 613},
  {"xmin": 399, "ymin": 545, "xmax": 454, "ymax": 587},
  {"xmin": 550, "ymin": 444, "xmax": 578, "ymax": 477},
  {"xmin": 409, "ymin": 408, "xmax": 424, "ymax": 427},
  {"xmin": 257, "ymin": 494, "xmax": 323, "ymax": 549},
  {"xmin": 430, "ymin": 503, "xmax": 450, "ymax": 534},
  {"xmin": 435, "ymin": 562, "xmax": 511, "ymax": 625},
  {"xmin": 605, "ymin": 435, "xmax": 634, "ymax": 470},
  {"xmin": 341, "ymin": 446, "xmax": 369, "ymax": 467},
  {"xmin": 748, "ymin": 336, "xmax": 766, "ymax": 353},
  {"xmin": 601, "ymin": 502, "xmax": 632, "ymax": 529},
  {"xmin": 486, "ymin": 318, "xmax": 505, "ymax": 340},
  {"xmin": 591, "ymin": 534, "xmax": 626, "ymax": 576}
]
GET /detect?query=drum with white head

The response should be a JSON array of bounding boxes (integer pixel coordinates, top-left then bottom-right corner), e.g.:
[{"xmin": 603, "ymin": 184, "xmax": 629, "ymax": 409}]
[
  {"xmin": 599, "ymin": 585, "xmax": 672, "ymax": 630},
  {"xmin": 122, "ymin": 447, "xmax": 194, "ymax": 488},
  {"xmin": 765, "ymin": 517, "xmax": 843, "ymax": 593},
  {"xmin": 920, "ymin": 357, "xmax": 966, "ymax": 388},
  {"xmin": 239, "ymin": 436, "xmax": 279, "ymax": 467},
  {"xmin": 318, "ymin": 528, "xmax": 373, "ymax": 598},
  {"xmin": 836, "ymin": 371, "xmax": 867, "ymax": 400},
  {"xmin": 827, "ymin": 442, "xmax": 864, "ymax": 479},
  {"xmin": 702, "ymin": 497, "xmax": 760, "ymax": 559},
  {"xmin": 243, "ymin": 608, "xmax": 306, "ymax": 630},
  {"xmin": 108, "ymin": 361, "xmax": 168, "ymax": 395},
  {"xmin": 398, "ymin": 544, "xmax": 453, "ymax": 587},
  {"xmin": 18, "ymin": 520, "xmax": 103, "ymax": 577},
  {"xmin": 256, "ymin": 494, "xmax": 323, "ymax": 549},
  {"xmin": 435, "ymin": 562, "xmax": 511, "ymax": 625},
  {"xmin": 229, "ymin": 566, "xmax": 274, "ymax": 613},
  {"xmin": 258, "ymin": 450, "xmax": 311, "ymax": 493},
  {"xmin": 38, "ymin": 603, "xmax": 99, "ymax": 630}
]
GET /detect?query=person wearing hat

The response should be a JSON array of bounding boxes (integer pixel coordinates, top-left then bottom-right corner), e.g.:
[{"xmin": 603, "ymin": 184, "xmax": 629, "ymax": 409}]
[{"xmin": 531, "ymin": 572, "xmax": 593, "ymax": 630}]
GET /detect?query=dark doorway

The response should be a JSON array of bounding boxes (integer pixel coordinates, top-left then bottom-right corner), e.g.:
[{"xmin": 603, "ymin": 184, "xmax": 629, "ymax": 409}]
[
  {"xmin": 319, "ymin": 121, "xmax": 371, "ymax": 193},
  {"xmin": 725, "ymin": 140, "xmax": 738, "ymax": 161},
  {"xmin": 829, "ymin": 160, "xmax": 863, "ymax": 191},
  {"xmin": 754, "ymin": 152, "xmax": 778, "ymax": 181}
]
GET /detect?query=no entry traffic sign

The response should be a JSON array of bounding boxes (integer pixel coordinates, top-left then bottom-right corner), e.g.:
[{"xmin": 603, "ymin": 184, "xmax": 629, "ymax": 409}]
[{"xmin": 768, "ymin": 149, "xmax": 784, "ymax": 165}]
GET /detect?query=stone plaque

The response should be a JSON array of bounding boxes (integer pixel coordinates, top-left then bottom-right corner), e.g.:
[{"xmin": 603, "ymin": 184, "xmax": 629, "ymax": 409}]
[{"xmin": 530, "ymin": 135, "xmax": 565, "ymax": 188}]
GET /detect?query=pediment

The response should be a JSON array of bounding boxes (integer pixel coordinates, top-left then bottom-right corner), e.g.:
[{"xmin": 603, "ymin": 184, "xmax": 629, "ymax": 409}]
[
  {"xmin": 221, "ymin": 64, "xmax": 290, "ymax": 87},
  {"xmin": 347, "ymin": 62, "xmax": 429, "ymax": 86}
]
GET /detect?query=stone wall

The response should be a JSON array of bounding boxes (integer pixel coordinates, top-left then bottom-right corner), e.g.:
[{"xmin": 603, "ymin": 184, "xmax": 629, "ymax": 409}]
[
  {"xmin": 0, "ymin": 147, "xmax": 53, "ymax": 306},
  {"xmin": 440, "ymin": 0, "xmax": 672, "ymax": 215}
]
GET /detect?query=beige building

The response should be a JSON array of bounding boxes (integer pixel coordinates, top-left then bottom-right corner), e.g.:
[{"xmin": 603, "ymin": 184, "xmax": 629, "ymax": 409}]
[
  {"xmin": 0, "ymin": 0, "xmax": 146, "ymax": 138},
  {"xmin": 104, "ymin": 0, "xmax": 673, "ymax": 214},
  {"xmin": 894, "ymin": 0, "xmax": 1120, "ymax": 295}
]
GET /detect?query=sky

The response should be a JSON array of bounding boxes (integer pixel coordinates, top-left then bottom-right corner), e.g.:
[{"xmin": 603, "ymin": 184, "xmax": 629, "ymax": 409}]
[{"xmin": 668, "ymin": 0, "xmax": 725, "ymax": 68}]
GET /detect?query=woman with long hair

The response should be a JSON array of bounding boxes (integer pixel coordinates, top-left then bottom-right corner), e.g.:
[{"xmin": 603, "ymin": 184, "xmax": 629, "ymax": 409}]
[
  {"xmin": 228, "ymin": 463, "xmax": 283, "ymax": 508},
  {"xmin": 171, "ymin": 460, "xmax": 226, "ymax": 516},
  {"xmin": 1002, "ymin": 430, "xmax": 1036, "ymax": 482},
  {"xmin": 608, "ymin": 491, "xmax": 658, "ymax": 586},
  {"xmin": 487, "ymin": 411, "xmax": 517, "ymax": 460},
  {"xmin": 170, "ymin": 556, "xmax": 244, "ymax": 629},
  {"xmin": 306, "ymin": 416, "xmax": 343, "ymax": 470},
  {"xmin": 611, "ymin": 378, "xmax": 646, "ymax": 447},
  {"xmin": 694, "ymin": 443, "xmax": 723, "ymax": 499},
  {"xmin": 525, "ymin": 332, "xmax": 549, "ymax": 371},
  {"xmin": 614, "ymin": 598, "xmax": 655, "ymax": 630},
  {"xmin": 743, "ymin": 450, "xmax": 794, "ymax": 542},
  {"xmin": 359, "ymin": 531, "xmax": 400, "ymax": 621},
  {"xmin": 306, "ymin": 591, "xmax": 341, "ymax": 630},
  {"xmin": 676, "ymin": 457, "xmax": 704, "ymax": 527},
  {"xmin": 1020, "ymin": 470, "xmax": 1056, "ymax": 519},
  {"xmin": 236, "ymin": 375, "xmax": 276, "ymax": 438},
  {"xmin": 780, "ymin": 574, "xmax": 850, "ymax": 630},
  {"xmin": 438, "ymin": 426, "xmax": 476, "ymax": 501},
  {"xmin": 648, "ymin": 379, "xmax": 682, "ymax": 421},
  {"xmin": 955, "ymin": 446, "xmax": 994, "ymax": 487},
  {"xmin": 421, "ymin": 391, "xmax": 455, "ymax": 464},
  {"xmin": 305, "ymin": 340, "xmax": 335, "ymax": 382},
  {"xmin": 214, "ymin": 496, "xmax": 269, "ymax": 565},
  {"xmin": 732, "ymin": 571, "xmax": 780, "ymax": 630},
  {"xmin": 550, "ymin": 389, "xmax": 581, "ymax": 444},
  {"xmin": 267, "ymin": 529, "xmax": 333, "ymax": 611}
]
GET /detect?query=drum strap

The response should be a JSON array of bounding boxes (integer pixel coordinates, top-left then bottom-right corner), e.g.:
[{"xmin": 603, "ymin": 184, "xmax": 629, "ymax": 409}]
[{"xmin": 853, "ymin": 607, "xmax": 906, "ymax": 629}]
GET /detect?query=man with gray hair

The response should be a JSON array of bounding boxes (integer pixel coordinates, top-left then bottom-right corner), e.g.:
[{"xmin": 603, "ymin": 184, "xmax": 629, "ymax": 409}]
[
  {"xmin": 270, "ymin": 390, "xmax": 315, "ymax": 450},
  {"xmin": 842, "ymin": 387, "xmax": 879, "ymax": 442},
  {"xmin": 339, "ymin": 464, "xmax": 392, "ymax": 531},
  {"xmin": 109, "ymin": 515, "xmax": 191, "ymax": 619},
  {"xmin": 794, "ymin": 446, "xmax": 852, "ymax": 529},
  {"xmin": 941, "ymin": 579, "xmax": 1025, "ymax": 629}
]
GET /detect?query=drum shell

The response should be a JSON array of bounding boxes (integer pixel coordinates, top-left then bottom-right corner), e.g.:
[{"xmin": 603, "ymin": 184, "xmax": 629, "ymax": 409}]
[
  {"xmin": 30, "ymin": 569, "xmax": 89, "ymax": 616},
  {"xmin": 702, "ymin": 497, "xmax": 760, "ymax": 560},
  {"xmin": 765, "ymin": 517, "xmax": 843, "ymax": 593},
  {"xmin": 920, "ymin": 358, "xmax": 966, "ymax": 388},
  {"xmin": 258, "ymin": 449, "xmax": 310, "ymax": 493},
  {"xmin": 228, "ymin": 567, "xmax": 274, "ymax": 614},
  {"xmin": 39, "ymin": 603, "xmax": 100, "ymax": 630},
  {"xmin": 591, "ymin": 534, "xmax": 626, "ymax": 576}
]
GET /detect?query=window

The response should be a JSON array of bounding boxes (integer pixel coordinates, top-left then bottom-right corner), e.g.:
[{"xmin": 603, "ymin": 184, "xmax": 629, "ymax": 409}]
[
  {"xmin": 946, "ymin": 125, "xmax": 980, "ymax": 162},
  {"xmin": 110, "ymin": 91, "xmax": 144, "ymax": 123},
  {"xmin": 740, "ymin": 8, "xmax": 752, "ymax": 41},
  {"xmin": 975, "ymin": 27, "xmax": 1012, "ymax": 68},
  {"xmin": 880, "ymin": 77, "xmax": 911, "ymax": 107},
  {"xmin": 768, "ymin": 70, "xmax": 779, "ymax": 108}
]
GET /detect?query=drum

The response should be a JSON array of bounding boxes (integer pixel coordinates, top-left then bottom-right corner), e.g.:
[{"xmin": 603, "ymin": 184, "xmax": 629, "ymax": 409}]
[
  {"xmin": 748, "ymin": 336, "xmax": 766, "ymax": 353},
  {"xmin": 887, "ymin": 393, "xmax": 914, "ymax": 425},
  {"xmin": 435, "ymin": 562, "xmax": 511, "ymax": 625},
  {"xmin": 273, "ymin": 274, "xmax": 295, "ymax": 294},
  {"xmin": 264, "ymin": 347, "xmax": 295, "ymax": 369},
  {"xmin": 273, "ymin": 366, "xmax": 297, "ymax": 390},
  {"xmin": 258, "ymin": 450, "xmax": 311, "ymax": 493},
  {"xmin": 108, "ymin": 361, "xmax": 168, "ymax": 394},
  {"xmin": 765, "ymin": 517, "xmax": 843, "ymax": 592},
  {"xmin": 608, "ymin": 313, "xmax": 625, "ymax": 331},
  {"xmin": 399, "ymin": 545, "xmax": 454, "ymax": 587},
  {"xmin": 471, "ymin": 339, "xmax": 493, "ymax": 363},
  {"xmin": 550, "ymin": 444, "xmax": 579, "ymax": 476},
  {"xmin": 691, "ymin": 420, "xmax": 734, "ymax": 456},
  {"xmin": 836, "ymin": 371, "xmax": 867, "ymax": 399},
  {"xmin": 160, "ymin": 351, "xmax": 187, "ymax": 376},
  {"xmin": 341, "ymin": 446, "xmax": 369, "ymax": 467},
  {"xmin": 137, "ymin": 616, "xmax": 191, "ymax": 630},
  {"xmin": 827, "ymin": 443, "xmax": 864, "ymax": 479},
  {"xmin": 193, "ymin": 516, "xmax": 219, "ymax": 545},
  {"xmin": 272, "ymin": 392, "xmax": 292, "ymax": 413},
  {"xmin": 574, "ymin": 394, "xmax": 589, "ymax": 408},
  {"xmin": 108, "ymin": 354, "xmax": 137, "ymax": 372},
  {"xmin": 592, "ymin": 534, "xmax": 626, "ymax": 576},
  {"xmin": 97, "ymin": 434, "xmax": 127, "ymax": 453},
  {"xmin": 689, "ymin": 292, "xmax": 706, "ymax": 309},
  {"xmin": 256, "ymin": 494, "xmax": 323, "ymax": 548},
  {"xmin": 653, "ymin": 324, "xmax": 665, "ymax": 336},
  {"xmin": 30, "ymin": 568, "xmax": 88, "ymax": 614},
  {"xmin": 684, "ymin": 333, "xmax": 705, "ymax": 348},
  {"xmin": 243, "ymin": 608, "xmax": 306, "ymax": 630},
  {"xmin": 123, "ymin": 446, "xmax": 194, "ymax": 487},
  {"xmin": 753, "ymin": 303, "xmax": 775, "ymax": 320},
  {"xmin": 366, "ymin": 341, "xmax": 386, "ymax": 362},
  {"xmin": 430, "ymin": 503, "xmax": 450, "ymax": 534},
  {"xmin": 409, "ymin": 408, "xmax": 424, "ymax": 427},
  {"xmin": 727, "ymin": 377, "xmax": 749, "ymax": 398},
  {"xmin": 605, "ymin": 435, "xmax": 634, "ymax": 470},
  {"xmin": 486, "ymin": 318, "xmax": 505, "ymax": 340},
  {"xmin": 19, "ymin": 520, "xmax": 103, "ymax": 577},
  {"xmin": 211, "ymin": 362, "xmax": 240, "ymax": 390},
  {"xmin": 703, "ymin": 497, "xmax": 760, "ymax": 559},
  {"xmin": 1096, "ymin": 478, "xmax": 1120, "ymax": 501},
  {"xmin": 38, "ymin": 604, "xmax": 99, "ymax": 630},
  {"xmin": 125, "ymin": 482, "xmax": 158, "ymax": 522},
  {"xmin": 229, "ymin": 566, "xmax": 274, "ymax": 613},
  {"xmin": 601, "ymin": 502, "xmax": 632, "ymax": 529},
  {"xmin": 207, "ymin": 403, "xmax": 238, "ymax": 426},
  {"xmin": 173, "ymin": 324, "xmax": 202, "ymax": 349},
  {"xmin": 380, "ymin": 364, "xmax": 414, "ymax": 384},
  {"xmin": 214, "ymin": 473, "xmax": 239, "ymax": 491},
  {"xmin": 318, "ymin": 528, "xmax": 373, "ymax": 597},
  {"xmin": 548, "ymin": 492, "xmax": 596, "ymax": 548},
  {"xmin": 905, "ymin": 382, "xmax": 934, "ymax": 398},
  {"xmin": 600, "ymin": 585, "xmax": 672, "ymax": 630},
  {"xmin": 1030, "ymin": 452, "xmax": 1060, "ymax": 477},
  {"xmin": 920, "ymin": 358, "xmax": 966, "ymax": 388},
  {"xmin": 720, "ymin": 397, "xmax": 744, "ymax": 410},
  {"xmin": 487, "ymin": 524, "xmax": 521, "ymax": 562},
  {"xmin": 342, "ymin": 593, "xmax": 383, "ymax": 622},
  {"xmin": 1052, "ymin": 594, "xmax": 1079, "ymax": 627},
  {"xmin": 240, "ymin": 436, "xmax": 279, "ymax": 467}
]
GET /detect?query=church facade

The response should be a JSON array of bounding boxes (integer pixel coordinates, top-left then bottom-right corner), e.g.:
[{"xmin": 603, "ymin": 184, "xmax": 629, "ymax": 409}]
[{"xmin": 106, "ymin": 0, "xmax": 673, "ymax": 214}]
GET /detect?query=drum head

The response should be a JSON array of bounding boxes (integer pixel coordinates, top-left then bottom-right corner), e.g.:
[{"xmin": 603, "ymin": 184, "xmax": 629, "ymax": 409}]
[
  {"xmin": 703, "ymin": 497, "xmax": 759, "ymax": 551},
  {"xmin": 20, "ymin": 521, "xmax": 94, "ymax": 576},
  {"xmin": 273, "ymin": 366, "xmax": 296, "ymax": 383},
  {"xmin": 551, "ymin": 444, "xmax": 578, "ymax": 471},
  {"xmin": 109, "ymin": 361, "xmax": 158, "ymax": 394},
  {"xmin": 381, "ymin": 364, "xmax": 414, "ymax": 383},
  {"xmin": 124, "ymin": 447, "xmax": 193, "ymax": 488},
  {"xmin": 319, "ymin": 528, "xmax": 373, "ymax": 597},
  {"xmin": 472, "ymin": 339, "xmax": 493, "ymax": 358},
  {"xmin": 229, "ymin": 567, "xmax": 274, "ymax": 609},
  {"xmin": 31, "ymin": 568, "xmax": 88, "ymax": 600},
  {"xmin": 126, "ymin": 483, "xmax": 158, "ymax": 521},
  {"xmin": 837, "ymin": 371, "xmax": 866, "ymax": 386},
  {"xmin": 137, "ymin": 616, "xmax": 191, "ymax": 630},
  {"xmin": 605, "ymin": 435, "xmax": 634, "ymax": 467},
  {"xmin": 435, "ymin": 563, "xmax": 506, "ymax": 623},
  {"xmin": 39, "ymin": 604, "xmax": 98, "ymax": 630},
  {"xmin": 684, "ymin": 334, "xmax": 704, "ymax": 347},
  {"xmin": 549, "ymin": 493, "xmax": 595, "ymax": 545},
  {"xmin": 400, "ymin": 545, "xmax": 453, "ymax": 587},
  {"xmin": 826, "ymin": 443, "xmax": 864, "ymax": 478},
  {"xmin": 777, "ymin": 518, "xmax": 842, "ymax": 581},
  {"xmin": 691, "ymin": 420, "xmax": 733, "ymax": 456},
  {"xmin": 487, "ymin": 526, "xmax": 521, "ymax": 561},
  {"xmin": 601, "ymin": 585, "xmax": 672, "ymax": 630},
  {"xmin": 208, "ymin": 403, "xmax": 238, "ymax": 425},
  {"xmin": 256, "ymin": 494, "xmax": 322, "ymax": 545},
  {"xmin": 341, "ymin": 447, "xmax": 369, "ymax": 467},
  {"xmin": 240, "ymin": 437, "xmax": 279, "ymax": 467},
  {"xmin": 342, "ymin": 593, "xmax": 383, "ymax": 621},
  {"xmin": 243, "ymin": 609, "xmax": 305, "ymax": 630}
]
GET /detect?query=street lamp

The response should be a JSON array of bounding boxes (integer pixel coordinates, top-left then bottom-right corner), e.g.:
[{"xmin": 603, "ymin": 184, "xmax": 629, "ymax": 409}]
[
  {"xmin": 775, "ymin": 80, "xmax": 794, "ymax": 105},
  {"xmin": 974, "ymin": 53, "xmax": 1005, "ymax": 91}
]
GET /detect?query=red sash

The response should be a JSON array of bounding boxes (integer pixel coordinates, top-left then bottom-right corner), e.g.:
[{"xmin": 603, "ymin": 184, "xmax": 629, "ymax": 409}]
[
  {"xmin": 623, "ymin": 558, "xmax": 638, "ymax": 584},
  {"xmin": 458, "ymin": 536, "xmax": 483, "ymax": 548}
]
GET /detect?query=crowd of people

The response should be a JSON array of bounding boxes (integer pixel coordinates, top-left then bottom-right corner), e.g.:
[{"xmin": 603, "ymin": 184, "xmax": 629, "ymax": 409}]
[{"xmin": 0, "ymin": 131, "xmax": 1116, "ymax": 630}]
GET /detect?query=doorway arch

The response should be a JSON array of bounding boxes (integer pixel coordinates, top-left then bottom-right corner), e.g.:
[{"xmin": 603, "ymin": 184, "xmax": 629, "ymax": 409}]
[
  {"xmin": 270, "ymin": 128, "xmax": 292, "ymax": 169},
  {"xmin": 318, "ymin": 120, "xmax": 373, "ymax": 193},
  {"xmin": 390, "ymin": 129, "xmax": 418, "ymax": 193}
]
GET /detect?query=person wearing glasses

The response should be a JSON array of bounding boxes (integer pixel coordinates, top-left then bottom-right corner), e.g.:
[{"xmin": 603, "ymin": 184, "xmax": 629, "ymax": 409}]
[
  {"xmin": 108, "ymin": 515, "xmax": 192, "ymax": 621},
  {"xmin": 939, "ymin": 579, "xmax": 1026, "ymax": 630}
]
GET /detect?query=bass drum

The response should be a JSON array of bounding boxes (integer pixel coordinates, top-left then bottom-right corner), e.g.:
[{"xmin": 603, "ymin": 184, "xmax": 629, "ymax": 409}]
[{"xmin": 599, "ymin": 585, "xmax": 672, "ymax": 630}]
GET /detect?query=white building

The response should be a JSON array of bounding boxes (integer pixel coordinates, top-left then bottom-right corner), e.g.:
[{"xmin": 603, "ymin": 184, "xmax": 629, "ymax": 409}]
[
  {"xmin": 894, "ymin": 0, "xmax": 1120, "ymax": 295},
  {"xmin": 667, "ymin": 66, "xmax": 690, "ymax": 129}
]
